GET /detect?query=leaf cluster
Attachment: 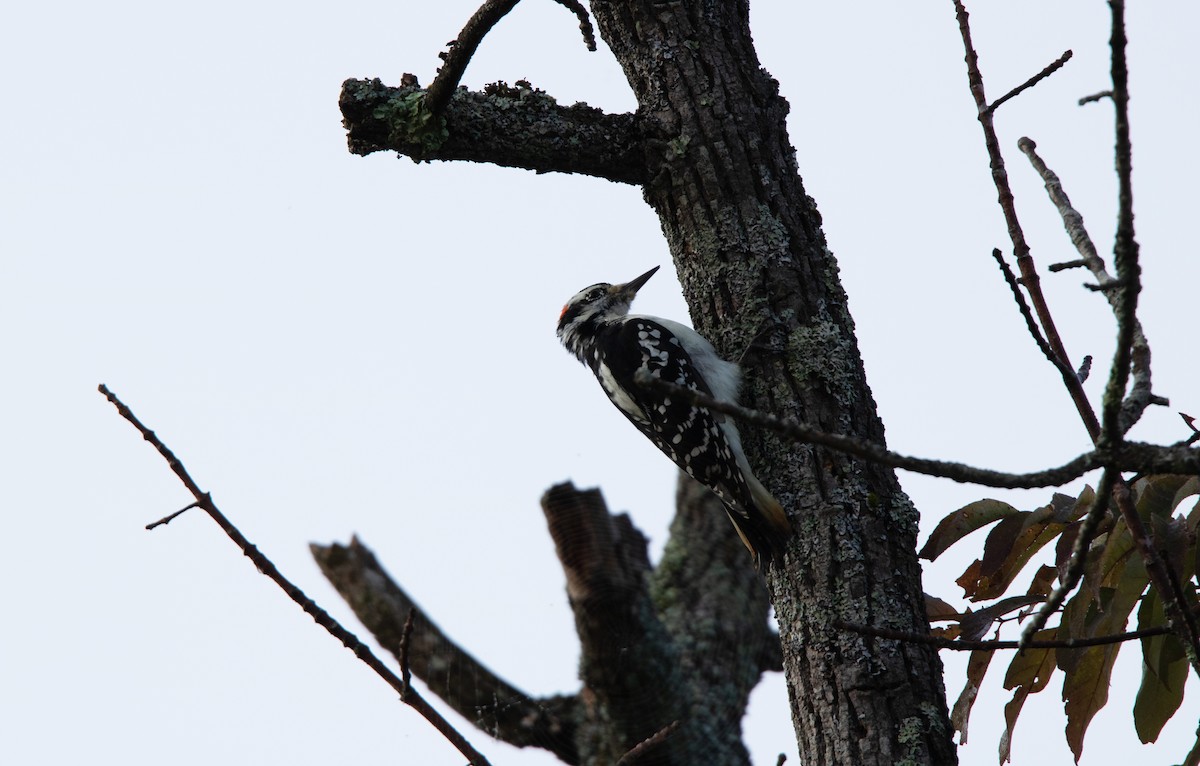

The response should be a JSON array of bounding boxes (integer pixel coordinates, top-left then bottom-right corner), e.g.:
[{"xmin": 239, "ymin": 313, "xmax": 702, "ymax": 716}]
[{"xmin": 922, "ymin": 476, "xmax": 1200, "ymax": 763}]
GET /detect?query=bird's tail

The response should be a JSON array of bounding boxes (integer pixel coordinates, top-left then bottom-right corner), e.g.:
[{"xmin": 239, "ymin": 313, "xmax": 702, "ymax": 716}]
[{"xmin": 729, "ymin": 473, "xmax": 793, "ymax": 572}]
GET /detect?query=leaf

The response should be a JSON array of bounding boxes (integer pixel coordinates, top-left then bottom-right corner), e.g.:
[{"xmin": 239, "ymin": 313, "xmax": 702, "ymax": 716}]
[
  {"xmin": 1134, "ymin": 474, "xmax": 1200, "ymax": 522},
  {"xmin": 1025, "ymin": 564, "xmax": 1057, "ymax": 599},
  {"xmin": 1133, "ymin": 589, "xmax": 1188, "ymax": 743},
  {"xmin": 1060, "ymin": 543, "xmax": 1149, "ymax": 762},
  {"xmin": 958, "ymin": 595, "xmax": 1044, "ymax": 641},
  {"xmin": 920, "ymin": 498, "xmax": 1021, "ymax": 561},
  {"xmin": 1062, "ymin": 642, "xmax": 1119, "ymax": 763},
  {"xmin": 970, "ymin": 498, "xmax": 1073, "ymax": 600},
  {"xmin": 998, "ymin": 627, "xmax": 1056, "ymax": 764},
  {"xmin": 956, "ymin": 559, "xmax": 983, "ymax": 599},
  {"xmin": 950, "ymin": 650, "xmax": 994, "ymax": 745},
  {"xmin": 1003, "ymin": 629, "xmax": 1058, "ymax": 693},
  {"xmin": 925, "ymin": 593, "xmax": 962, "ymax": 622}
]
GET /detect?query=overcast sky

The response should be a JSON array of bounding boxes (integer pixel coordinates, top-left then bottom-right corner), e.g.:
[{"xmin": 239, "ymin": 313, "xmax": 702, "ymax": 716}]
[{"xmin": 3, "ymin": 2, "xmax": 1197, "ymax": 765}]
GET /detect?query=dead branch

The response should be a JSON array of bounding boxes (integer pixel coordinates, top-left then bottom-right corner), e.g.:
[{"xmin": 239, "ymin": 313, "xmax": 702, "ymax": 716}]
[
  {"xmin": 425, "ymin": 0, "xmax": 595, "ymax": 117},
  {"xmin": 986, "ymin": 49, "xmax": 1072, "ymax": 115},
  {"xmin": 98, "ymin": 384, "xmax": 495, "ymax": 766},
  {"xmin": 636, "ymin": 373, "xmax": 1200, "ymax": 488},
  {"xmin": 835, "ymin": 618, "xmax": 1172, "ymax": 652},
  {"xmin": 311, "ymin": 538, "xmax": 579, "ymax": 763},
  {"xmin": 951, "ymin": 1, "xmax": 1200, "ymax": 671}
]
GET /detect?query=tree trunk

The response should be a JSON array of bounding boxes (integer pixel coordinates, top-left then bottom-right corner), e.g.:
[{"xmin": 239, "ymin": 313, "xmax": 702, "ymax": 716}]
[{"xmin": 586, "ymin": 2, "xmax": 955, "ymax": 763}]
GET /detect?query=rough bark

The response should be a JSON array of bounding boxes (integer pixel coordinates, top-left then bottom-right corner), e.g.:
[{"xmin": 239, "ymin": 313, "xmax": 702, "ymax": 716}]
[
  {"xmin": 584, "ymin": 2, "xmax": 955, "ymax": 763},
  {"xmin": 315, "ymin": 483, "xmax": 779, "ymax": 766},
  {"xmin": 340, "ymin": 77, "xmax": 645, "ymax": 185},
  {"xmin": 337, "ymin": 1, "xmax": 957, "ymax": 764}
]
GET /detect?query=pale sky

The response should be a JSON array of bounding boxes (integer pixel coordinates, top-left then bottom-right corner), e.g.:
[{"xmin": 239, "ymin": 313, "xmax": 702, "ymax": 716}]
[{"xmin": 3, "ymin": 2, "xmax": 1197, "ymax": 765}]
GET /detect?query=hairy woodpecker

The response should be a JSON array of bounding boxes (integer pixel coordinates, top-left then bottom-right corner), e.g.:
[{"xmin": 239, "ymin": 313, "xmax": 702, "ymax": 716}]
[{"xmin": 556, "ymin": 266, "xmax": 792, "ymax": 569}]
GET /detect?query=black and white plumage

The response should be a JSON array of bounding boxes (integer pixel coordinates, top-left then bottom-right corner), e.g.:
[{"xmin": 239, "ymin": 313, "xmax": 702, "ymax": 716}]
[{"xmin": 556, "ymin": 266, "xmax": 792, "ymax": 569}]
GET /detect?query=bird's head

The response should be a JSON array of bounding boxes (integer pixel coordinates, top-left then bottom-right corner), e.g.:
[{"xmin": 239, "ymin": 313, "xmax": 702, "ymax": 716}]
[{"xmin": 556, "ymin": 266, "xmax": 659, "ymax": 356}]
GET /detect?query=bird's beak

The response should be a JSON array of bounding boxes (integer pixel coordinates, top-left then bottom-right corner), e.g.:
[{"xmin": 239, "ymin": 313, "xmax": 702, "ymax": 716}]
[{"xmin": 609, "ymin": 266, "xmax": 659, "ymax": 301}]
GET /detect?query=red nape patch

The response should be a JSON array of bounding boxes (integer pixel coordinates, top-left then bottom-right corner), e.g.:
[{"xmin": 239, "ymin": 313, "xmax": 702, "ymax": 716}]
[{"xmin": 559, "ymin": 304, "xmax": 569, "ymax": 320}]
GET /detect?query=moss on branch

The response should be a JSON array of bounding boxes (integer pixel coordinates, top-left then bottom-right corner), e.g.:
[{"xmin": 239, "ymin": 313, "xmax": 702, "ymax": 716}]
[{"xmin": 340, "ymin": 77, "xmax": 646, "ymax": 185}]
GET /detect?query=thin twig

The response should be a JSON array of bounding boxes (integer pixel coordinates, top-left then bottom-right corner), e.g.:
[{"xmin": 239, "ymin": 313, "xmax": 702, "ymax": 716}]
[
  {"xmin": 986, "ymin": 49, "xmax": 1073, "ymax": 115},
  {"xmin": 399, "ymin": 608, "xmax": 416, "ymax": 699},
  {"xmin": 145, "ymin": 501, "xmax": 199, "ymax": 530},
  {"xmin": 835, "ymin": 618, "xmax": 1171, "ymax": 652},
  {"xmin": 991, "ymin": 248, "xmax": 1058, "ymax": 366},
  {"xmin": 98, "ymin": 384, "xmax": 494, "ymax": 766},
  {"xmin": 615, "ymin": 720, "xmax": 681, "ymax": 766},
  {"xmin": 637, "ymin": 370, "xmax": 1104, "ymax": 488},
  {"xmin": 549, "ymin": 0, "xmax": 597, "ymax": 51},
  {"xmin": 1079, "ymin": 90, "xmax": 1113, "ymax": 106},
  {"xmin": 1048, "ymin": 259, "xmax": 1088, "ymax": 272},
  {"xmin": 637, "ymin": 374, "xmax": 1200, "ymax": 485}
]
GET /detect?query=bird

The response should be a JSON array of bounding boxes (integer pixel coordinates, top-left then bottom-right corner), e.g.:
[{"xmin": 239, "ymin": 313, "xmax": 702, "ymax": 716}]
[{"xmin": 556, "ymin": 265, "xmax": 792, "ymax": 570}]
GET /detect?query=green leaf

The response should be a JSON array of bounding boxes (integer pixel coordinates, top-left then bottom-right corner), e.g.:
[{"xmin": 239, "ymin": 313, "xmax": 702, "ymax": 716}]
[
  {"xmin": 1062, "ymin": 642, "xmax": 1119, "ymax": 763},
  {"xmin": 1060, "ymin": 541, "xmax": 1148, "ymax": 761},
  {"xmin": 1134, "ymin": 475, "xmax": 1200, "ymax": 521},
  {"xmin": 920, "ymin": 498, "xmax": 1021, "ymax": 561},
  {"xmin": 1133, "ymin": 589, "xmax": 1188, "ymax": 743}
]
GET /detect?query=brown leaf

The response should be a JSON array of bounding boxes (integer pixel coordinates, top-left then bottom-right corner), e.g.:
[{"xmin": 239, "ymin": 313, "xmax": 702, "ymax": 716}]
[
  {"xmin": 950, "ymin": 650, "xmax": 994, "ymax": 745},
  {"xmin": 998, "ymin": 627, "xmax": 1056, "ymax": 764},
  {"xmin": 972, "ymin": 502, "xmax": 1069, "ymax": 601},
  {"xmin": 958, "ymin": 595, "xmax": 1044, "ymax": 642},
  {"xmin": 925, "ymin": 593, "xmax": 962, "ymax": 622},
  {"xmin": 956, "ymin": 559, "xmax": 983, "ymax": 599},
  {"xmin": 920, "ymin": 498, "xmax": 1021, "ymax": 561},
  {"xmin": 1025, "ymin": 564, "xmax": 1057, "ymax": 599}
]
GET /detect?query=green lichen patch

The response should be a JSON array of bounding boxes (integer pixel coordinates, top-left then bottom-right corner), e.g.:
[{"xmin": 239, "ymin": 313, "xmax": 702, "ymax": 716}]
[{"xmin": 372, "ymin": 90, "xmax": 448, "ymax": 156}]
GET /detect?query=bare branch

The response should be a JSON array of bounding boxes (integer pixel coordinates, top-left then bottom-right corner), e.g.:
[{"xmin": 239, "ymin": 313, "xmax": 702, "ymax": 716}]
[
  {"xmin": 639, "ymin": 373, "xmax": 1200, "ymax": 485},
  {"xmin": 425, "ymin": 0, "xmax": 596, "ymax": 117},
  {"xmin": 425, "ymin": 0, "xmax": 522, "ymax": 116},
  {"xmin": 985, "ymin": 49, "xmax": 1073, "ymax": 115},
  {"xmin": 312, "ymin": 539, "xmax": 579, "ymax": 763},
  {"xmin": 615, "ymin": 721, "xmax": 682, "ymax": 766},
  {"xmin": 1018, "ymin": 136, "xmax": 1161, "ymax": 429},
  {"xmin": 1079, "ymin": 90, "xmax": 1113, "ymax": 106},
  {"xmin": 398, "ymin": 609, "xmax": 415, "ymax": 699},
  {"xmin": 1101, "ymin": 0, "xmax": 1145, "ymax": 441},
  {"xmin": 145, "ymin": 501, "xmax": 199, "ymax": 530},
  {"xmin": 835, "ymin": 618, "xmax": 1171, "ymax": 652},
  {"xmin": 991, "ymin": 248, "xmax": 1058, "ymax": 367},
  {"xmin": 953, "ymin": 0, "xmax": 1103, "ymax": 445},
  {"xmin": 99, "ymin": 384, "xmax": 496, "ymax": 766},
  {"xmin": 549, "ymin": 0, "xmax": 597, "ymax": 52}
]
